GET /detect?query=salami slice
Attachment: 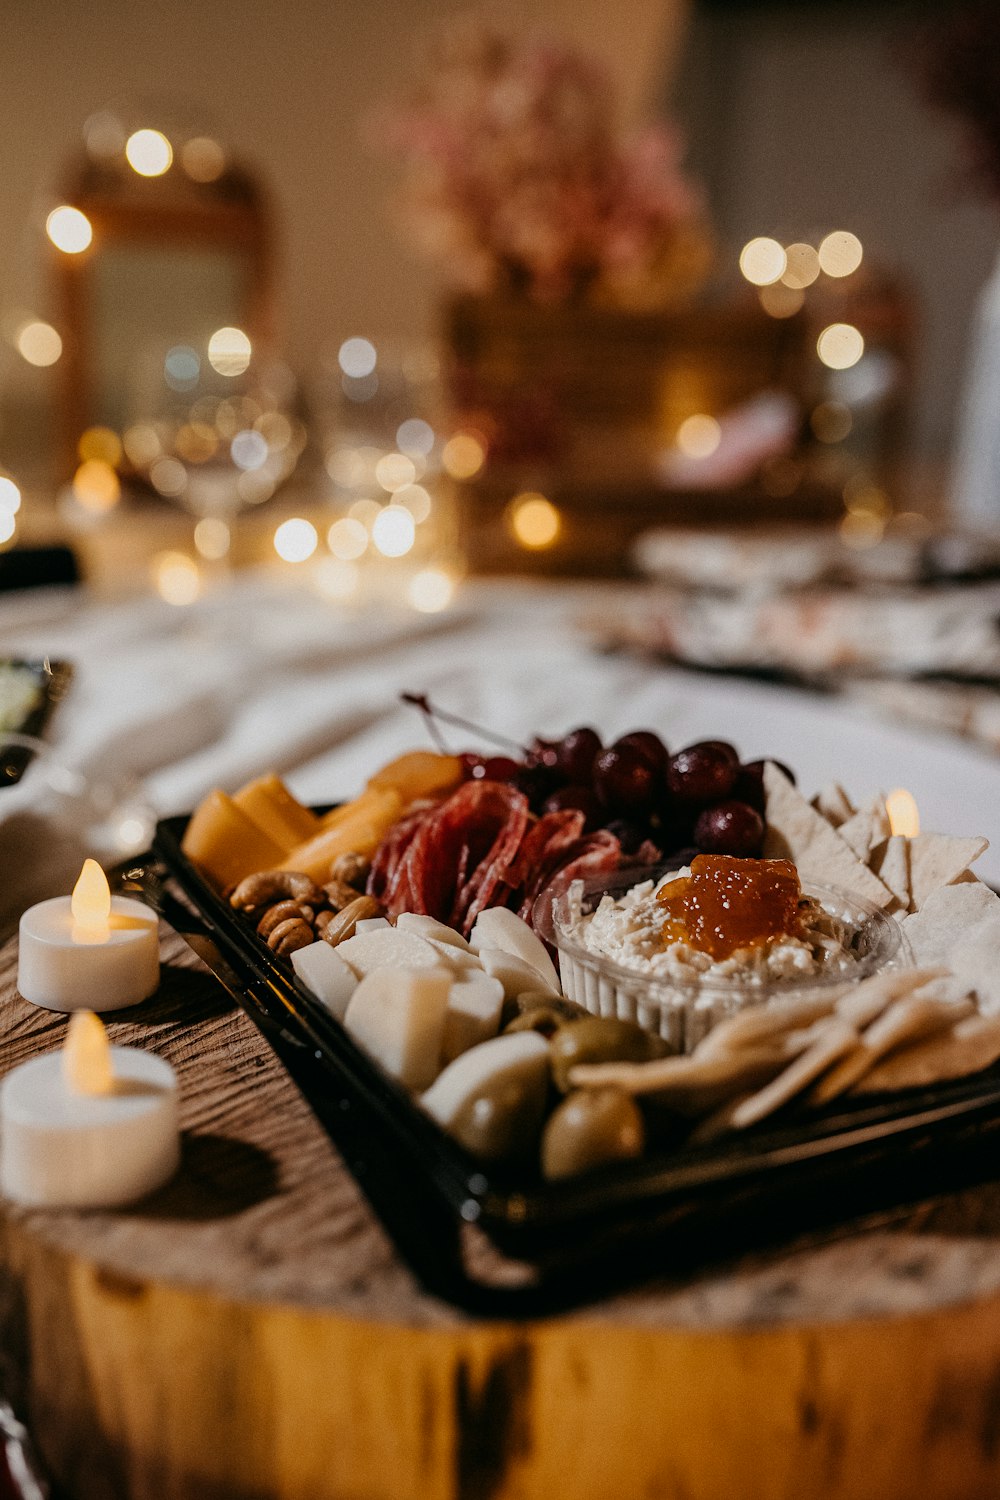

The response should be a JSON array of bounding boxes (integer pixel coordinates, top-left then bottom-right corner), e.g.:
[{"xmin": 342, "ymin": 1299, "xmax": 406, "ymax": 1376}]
[{"xmin": 517, "ymin": 828, "xmax": 621, "ymax": 920}]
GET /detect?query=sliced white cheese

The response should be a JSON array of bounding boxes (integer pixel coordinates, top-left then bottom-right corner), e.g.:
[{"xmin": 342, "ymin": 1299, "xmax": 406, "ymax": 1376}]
[
  {"xmin": 343, "ymin": 966, "xmax": 453, "ymax": 1090},
  {"xmin": 396, "ymin": 913, "xmax": 473, "ymax": 951},
  {"xmin": 422, "ymin": 1030, "xmax": 550, "ymax": 1130},
  {"xmin": 469, "ymin": 907, "xmax": 561, "ymax": 991},
  {"xmin": 478, "ymin": 947, "xmax": 559, "ymax": 1003},
  {"xmin": 441, "ymin": 973, "xmax": 505, "ymax": 1065},
  {"xmin": 291, "ymin": 941, "xmax": 359, "ymax": 1022},
  {"xmin": 354, "ymin": 917, "xmax": 391, "ymax": 935},
  {"xmin": 424, "ymin": 938, "xmax": 483, "ymax": 972},
  {"xmin": 336, "ymin": 927, "xmax": 443, "ymax": 981}
]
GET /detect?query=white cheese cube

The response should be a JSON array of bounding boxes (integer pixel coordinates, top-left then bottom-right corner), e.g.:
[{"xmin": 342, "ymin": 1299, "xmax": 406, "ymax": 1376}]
[
  {"xmin": 355, "ymin": 917, "xmax": 391, "ymax": 935},
  {"xmin": 343, "ymin": 966, "xmax": 452, "ymax": 1091},
  {"xmin": 478, "ymin": 948, "xmax": 559, "ymax": 1003},
  {"xmin": 468, "ymin": 908, "xmax": 561, "ymax": 992},
  {"xmin": 441, "ymin": 973, "xmax": 505, "ymax": 1065},
  {"xmin": 336, "ymin": 927, "xmax": 442, "ymax": 980},
  {"xmin": 291, "ymin": 941, "xmax": 359, "ymax": 1021},
  {"xmin": 396, "ymin": 914, "xmax": 473, "ymax": 950}
]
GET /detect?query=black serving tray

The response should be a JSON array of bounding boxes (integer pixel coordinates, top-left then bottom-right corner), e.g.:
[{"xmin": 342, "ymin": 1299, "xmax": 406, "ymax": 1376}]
[
  {"xmin": 142, "ymin": 812, "xmax": 1000, "ymax": 1315},
  {"xmin": 0, "ymin": 658, "xmax": 73, "ymax": 787}
]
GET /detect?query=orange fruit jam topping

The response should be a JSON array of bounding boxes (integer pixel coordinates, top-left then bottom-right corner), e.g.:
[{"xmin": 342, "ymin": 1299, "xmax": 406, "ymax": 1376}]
[{"xmin": 656, "ymin": 854, "xmax": 804, "ymax": 962}]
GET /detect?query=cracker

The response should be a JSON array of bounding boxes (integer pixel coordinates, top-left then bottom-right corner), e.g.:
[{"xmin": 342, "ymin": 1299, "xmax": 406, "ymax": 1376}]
[
  {"xmin": 568, "ymin": 1047, "xmax": 787, "ymax": 1116},
  {"xmin": 692, "ymin": 992, "xmax": 846, "ymax": 1059},
  {"xmin": 906, "ymin": 833, "xmax": 989, "ymax": 913},
  {"xmin": 835, "ymin": 966, "xmax": 949, "ymax": 1029},
  {"xmin": 870, "ymin": 835, "xmax": 911, "ymax": 913},
  {"xmin": 762, "ymin": 765, "xmax": 894, "ymax": 908},
  {"xmin": 852, "ymin": 1014, "xmax": 1000, "ymax": 1093},
  {"xmin": 901, "ymin": 882, "xmax": 1000, "ymax": 1014},
  {"xmin": 838, "ymin": 796, "xmax": 891, "ymax": 862},
  {"xmin": 811, "ymin": 993, "xmax": 976, "ymax": 1103},
  {"xmin": 811, "ymin": 782, "xmax": 855, "ymax": 828},
  {"xmin": 729, "ymin": 1021, "xmax": 858, "ymax": 1129}
]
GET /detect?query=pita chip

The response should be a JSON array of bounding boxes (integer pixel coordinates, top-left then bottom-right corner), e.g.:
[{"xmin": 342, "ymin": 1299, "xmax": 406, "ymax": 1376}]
[
  {"xmin": 906, "ymin": 832, "xmax": 989, "ymax": 913},
  {"xmin": 869, "ymin": 835, "xmax": 911, "ymax": 913},
  {"xmin": 838, "ymin": 795, "xmax": 891, "ymax": 861},
  {"xmin": 852, "ymin": 1014, "xmax": 1000, "ymax": 1093},
  {"xmin": 901, "ymin": 881, "xmax": 1000, "ymax": 1014},
  {"xmin": 762, "ymin": 764, "xmax": 894, "ymax": 908},
  {"xmin": 811, "ymin": 782, "xmax": 855, "ymax": 828}
]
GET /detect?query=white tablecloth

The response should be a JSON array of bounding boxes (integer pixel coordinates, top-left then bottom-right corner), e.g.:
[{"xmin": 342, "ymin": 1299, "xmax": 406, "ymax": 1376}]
[{"xmin": 4, "ymin": 571, "xmax": 1000, "ymax": 925}]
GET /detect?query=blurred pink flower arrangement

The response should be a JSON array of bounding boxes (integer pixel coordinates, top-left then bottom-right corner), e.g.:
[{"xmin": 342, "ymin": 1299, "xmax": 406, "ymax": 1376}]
[{"xmin": 379, "ymin": 20, "xmax": 709, "ymax": 305}]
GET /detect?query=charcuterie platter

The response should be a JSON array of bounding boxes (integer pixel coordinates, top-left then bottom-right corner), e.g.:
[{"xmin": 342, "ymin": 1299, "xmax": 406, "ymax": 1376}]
[{"xmin": 144, "ymin": 708, "xmax": 1000, "ymax": 1310}]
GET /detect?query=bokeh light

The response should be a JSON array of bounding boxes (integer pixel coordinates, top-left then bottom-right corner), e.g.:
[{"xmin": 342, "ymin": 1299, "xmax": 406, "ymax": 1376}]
[
  {"xmin": 507, "ymin": 493, "xmax": 561, "ymax": 549},
  {"xmin": 396, "ymin": 418, "xmax": 435, "ymax": 456},
  {"xmin": 72, "ymin": 460, "xmax": 120, "ymax": 512},
  {"xmin": 676, "ymin": 414, "xmax": 722, "ymax": 459},
  {"xmin": 839, "ymin": 510, "xmax": 884, "ymax": 550},
  {"xmin": 0, "ymin": 477, "xmax": 22, "ymax": 515},
  {"xmin": 396, "ymin": 483, "xmax": 432, "ymax": 523},
  {"xmin": 408, "ymin": 568, "xmax": 455, "ymax": 613},
  {"xmin": 442, "ymin": 433, "xmax": 485, "ymax": 479},
  {"xmin": 207, "ymin": 327, "xmax": 252, "ymax": 377},
  {"xmin": 181, "ymin": 137, "xmax": 226, "ymax": 182},
  {"xmin": 274, "ymin": 518, "xmax": 318, "ymax": 562},
  {"xmin": 149, "ymin": 456, "xmax": 187, "ymax": 497},
  {"xmin": 123, "ymin": 424, "xmax": 161, "ymax": 467},
  {"xmin": 175, "ymin": 422, "xmax": 217, "ymax": 464},
  {"xmin": 375, "ymin": 452, "xmax": 417, "ymax": 492},
  {"xmin": 78, "ymin": 427, "xmax": 122, "ymax": 465},
  {"xmin": 759, "ymin": 283, "xmax": 804, "ymax": 319},
  {"xmin": 0, "ymin": 512, "xmax": 16, "ymax": 546},
  {"xmin": 810, "ymin": 402, "xmax": 853, "ymax": 444},
  {"xmin": 193, "ymin": 518, "xmax": 231, "ymax": 560},
  {"xmin": 338, "ymin": 338, "xmax": 377, "ymax": 378},
  {"xmin": 230, "ymin": 430, "xmax": 268, "ymax": 471},
  {"xmin": 315, "ymin": 558, "xmax": 360, "ymax": 602},
  {"xmin": 818, "ymin": 231, "xmax": 863, "ymax": 279},
  {"xmin": 153, "ymin": 552, "xmax": 201, "ymax": 605},
  {"xmin": 886, "ymin": 788, "xmax": 920, "ymax": 839},
  {"xmin": 125, "ymin": 129, "xmax": 173, "ymax": 177},
  {"xmin": 327, "ymin": 517, "xmax": 369, "ymax": 560},
  {"xmin": 46, "ymin": 206, "xmax": 92, "ymax": 254},
  {"xmin": 16, "ymin": 320, "xmax": 62, "ymax": 367},
  {"xmin": 372, "ymin": 504, "xmax": 416, "ymax": 557},
  {"xmin": 781, "ymin": 243, "xmax": 820, "ymax": 289},
  {"xmin": 348, "ymin": 497, "xmax": 382, "ymax": 529},
  {"xmin": 817, "ymin": 323, "xmax": 865, "ymax": 370},
  {"xmin": 739, "ymin": 237, "xmax": 786, "ymax": 286}
]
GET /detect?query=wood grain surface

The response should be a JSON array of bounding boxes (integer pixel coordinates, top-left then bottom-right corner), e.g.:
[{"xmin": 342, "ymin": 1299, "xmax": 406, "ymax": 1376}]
[{"xmin": 4, "ymin": 927, "xmax": 1000, "ymax": 1500}]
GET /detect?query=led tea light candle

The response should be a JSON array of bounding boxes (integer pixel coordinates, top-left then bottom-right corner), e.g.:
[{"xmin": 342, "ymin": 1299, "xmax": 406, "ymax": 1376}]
[
  {"xmin": 0, "ymin": 1011, "xmax": 180, "ymax": 1208},
  {"xmin": 17, "ymin": 859, "xmax": 160, "ymax": 1012}
]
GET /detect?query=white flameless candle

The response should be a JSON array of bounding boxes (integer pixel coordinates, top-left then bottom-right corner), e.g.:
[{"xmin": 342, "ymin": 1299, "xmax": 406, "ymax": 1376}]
[
  {"xmin": 0, "ymin": 1011, "xmax": 180, "ymax": 1208},
  {"xmin": 17, "ymin": 860, "xmax": 160, "ymax": 1012}
]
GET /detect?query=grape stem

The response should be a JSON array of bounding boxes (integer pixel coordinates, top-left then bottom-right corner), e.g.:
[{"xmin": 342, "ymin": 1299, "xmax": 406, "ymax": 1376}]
[{"xmin": 400, "ymin": 692, "xmax": 526, "ymax": 755}]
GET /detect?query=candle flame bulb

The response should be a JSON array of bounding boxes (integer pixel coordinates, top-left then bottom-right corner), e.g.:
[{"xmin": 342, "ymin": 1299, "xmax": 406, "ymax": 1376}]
[
  {"xmin": 886, "ymin": 789, "xmax": 920, "ymax": 839},
  {"xmin": 62, "ymin": 1010, "xmax": 114, "ymax": 1096},
  {"xmin": 71, "ymin": 859, "xmax": 112, "ymax": 941}
]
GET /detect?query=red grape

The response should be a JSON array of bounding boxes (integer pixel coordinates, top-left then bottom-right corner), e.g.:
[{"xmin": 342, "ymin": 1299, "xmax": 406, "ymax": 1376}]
[
  {"xmin": 605, "ymin": 818, "xmax": 653, "ymax": 856},
  {"xmin": 614, "ymin": 730, "xmax": 668, "ymax": 773},
  {"xmin": 692, "ymin": 739, "xmax": 739, "ymax": 765},
  {"xmin": 735, "ymin": 758, "xmax": 797, "ymax": 810},
  {"xmin": 543, "ymin": 784, "xmax": 603, "ymax": 830},
  {"xmin": 460, "ymin": 752, "xmax": 487, "ymax": 780},
  {"xmin": 554, "ymin": 727, "xmax": 602, "ymax": 783},
  {"xmin": 594, "ymin": 744, "xmax": 659, "ymax": 812},
  {"xmin": 482, "ymin": 756, "xmax": 521, "ymax": 781},
  {"xmin": 694, "ymin": 801, "xmax": 765, "ymax": 857},
  {"xmin": 666, "ymin": 744, "xmax": 738, "ymax": 804},
  {"xmin": 527, "ymin": 736, "xmax": 561, "ymax": 769}
]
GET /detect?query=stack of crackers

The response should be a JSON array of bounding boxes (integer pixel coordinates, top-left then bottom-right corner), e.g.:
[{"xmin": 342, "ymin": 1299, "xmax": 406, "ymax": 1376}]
[{"xmin": 566, "ymin": 765, "xmax": 1000, "ymax": 1136}]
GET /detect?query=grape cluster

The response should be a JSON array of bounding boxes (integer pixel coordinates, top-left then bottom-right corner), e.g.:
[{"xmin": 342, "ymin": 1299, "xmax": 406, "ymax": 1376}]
[{"xmin": 461, "ymin": 730, "xmax": 795, "ymax": 864}]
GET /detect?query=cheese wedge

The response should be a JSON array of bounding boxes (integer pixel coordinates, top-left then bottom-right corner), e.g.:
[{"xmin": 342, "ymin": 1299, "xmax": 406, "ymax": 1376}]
[
  {"xmin": 441, "ymin": 973, "xmax": 505, "ymax": 1064},
  {"xmin": 232, "ymin": 773, "xmax": 320, "ymax": 854},
  {"xmin": 469, "ymin": 907, "xmax": 561, "ymax": 991},
  {"xmin": 291, "ymin": 942, "xmax": 358, "ymax": 1021},
  {"xmin": 344, "ymin": 966, "xmax": 452, "ymax": 1090},
  {"xmin": 181, "ymin": 789, "xmax": 285, "ymax": 890}
]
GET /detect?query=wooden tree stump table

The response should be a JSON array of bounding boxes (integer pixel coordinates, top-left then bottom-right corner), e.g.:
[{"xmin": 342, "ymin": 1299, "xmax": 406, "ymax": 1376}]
[{"xmin": 3, "ymin": 927, "xmax": 1000, "ymax": 1500}]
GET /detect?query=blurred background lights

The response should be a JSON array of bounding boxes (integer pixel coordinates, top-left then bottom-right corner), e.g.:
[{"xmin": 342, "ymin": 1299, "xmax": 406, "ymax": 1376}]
[
  {"xmin": 153, "ymin": 552, "xmax": 201, "ymax": 606},
  {"xmin": 46, "ymin": 206, "xmax": 92, "ymax": 254},
  {"xmin": 0, "ymin": 511, "xmax": 16, "ymax": 545},
  {"xmin": 738, "ymin": 237, "xmax": 786, "ymax": 286},
  {"xmin": 886, "ymin": 788, "xmax": 920, "ymax": 839},
  {"xmin": 811, "ymin": 402, "xmax": 853, "ymax": 444},
  {"xmin": 274, "ymin": 518, "xmax": 318, "ymax": 562},
  {"xmin": 0, "ymin": 477, "xmax": 22, "ymax": 515},
  {"xmin": 123, "ymin": 423, "xmax": 161, "ymax": 467},
  {"xmin": 164, "ymin": 345, "xmax": 200, "ymax": 391},
  {"xmin": 759, "ymin": 283, "xmax": 804, "ymax": 319},
  {"xmin": 818, "ymin": 231, "xmax": 864, "ymax": 278},
  {"xmin": 78, "ymin": 426, "xmax": 122, "ymax": 466},
  {"xmin": 230, "ymin": 429, "xmax": 268, "ymax": 471},
  {"xmin": 193, "ymin": 517, "xmax": 231, "ymax": 560},
  {"xmin": 408, "ymin": 568, "xmax": 455, "ymax": 613},
  {"xmin": 71, "ymin": 460, "xmax": 120, "ymax": 512},
  {"xmin": 16, "ymin": 320, "xmax": 62, "ymax": 367},
  {"xmin": 175, "ymin": 421, "xmax": 217, "ymax": 464},
  {"xmin": 781, "ymin": 243, "xmax": 821, "ymax": 289},
  {"xmin": 817, "ymin": 322, "xmax": 865, "ymax": 370},
  {"xmin": 125, "ymin": 129, "xmax": 173, "ymax": 177},
  {"xmin": 396, "ymin": 418, "xmax": 435, "ymax": 456},
  {"xmin": 338, "ymin": 337, "xmax": 377, "ymax": 378},
  {"xmin": 442, "ymin": 432, "xmax": 485, "ymax": 479},
  {"xmin": 181, "ymin": 137, "xmax": 226, "ymax": 182},
  {"xmin": 676, "ymin": 414, "xmax": 722, "ymax": 459},
  {"xmin": 374, "ymin": 452, "xmax": 416, "ymax": 492},
  {"xmin": 207, "ymin": 326, "xmax": 252, "ymax": 377},
  {"xmin": 839, "ymin": 510, "xmax": 885, "ymax": 550},
  {"xmin": 396, "ymin": 483, "xmax": 432, "ymax": 523},
  {"xmin": 348, "ymin": 497, "xmax": 382, "ymax": 529},
  {"xmin": 149, "ymin": 456, "xmax": 187, "ymax": 497},
  {"xmin": 83, "ymin": 110, "xmax": 125, "ymax": 161},
  {"xmin": 315, "ymin": 558, "xmax": 360, "ymax": 603},
  {"xmin": 327, "ymin": 517, "xmax": 369, "ymax": 560},
  {"xmin": 372, "ymin": 504, "xmax": 416, "ymax": 557},
  {"xmin": 507, "ymin": 493, "xmax": 561, "ymax": 549}
]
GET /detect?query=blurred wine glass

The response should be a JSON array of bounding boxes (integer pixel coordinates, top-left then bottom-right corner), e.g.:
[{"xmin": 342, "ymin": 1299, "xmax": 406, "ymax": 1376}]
[{"xmin": 124, "ymin": 330, "xmax": 306, "ymax": 577}]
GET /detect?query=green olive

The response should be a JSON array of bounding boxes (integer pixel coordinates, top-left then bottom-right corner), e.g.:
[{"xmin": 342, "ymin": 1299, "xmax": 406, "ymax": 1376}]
[
  {"xmin": 448, "ymin": 1068, "xmax": 550, "ymax": 1161},
  {"xmin": 541, "ymin": 1087, "xmax": 645, "ymax": 1181},
  {"xmin": 550, "ymin": 1016, "xmax": 672, "ymax": 1093},
  {"xmin": 500, "ymin": 991, "xmax": 586, "ymax": 1034},
  {"xmin": 504, "ymin": 1005, "xmax": 575, "ymax": 1039}
]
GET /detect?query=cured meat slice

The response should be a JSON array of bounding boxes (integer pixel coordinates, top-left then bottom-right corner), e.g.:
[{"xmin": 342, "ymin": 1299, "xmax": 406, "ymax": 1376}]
[{"xmin": 517, "ymin": 829, "xmax": 621, "ymax": 920}]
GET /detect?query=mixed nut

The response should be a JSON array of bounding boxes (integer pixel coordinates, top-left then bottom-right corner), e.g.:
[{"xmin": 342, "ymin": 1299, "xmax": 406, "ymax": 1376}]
[{"xmin": 228, "ymin": 855, "xmax": 381, "ymax": 956}]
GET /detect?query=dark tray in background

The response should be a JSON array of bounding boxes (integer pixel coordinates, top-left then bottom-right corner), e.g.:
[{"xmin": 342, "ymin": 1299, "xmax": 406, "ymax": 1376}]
[
  {"xmin": 0, "ymin": 659, "xmax": 73, "ymax": 787},
  {"xmin": 145, "ymin": 811, "xmax": 1000, "ymax": 1315}
]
